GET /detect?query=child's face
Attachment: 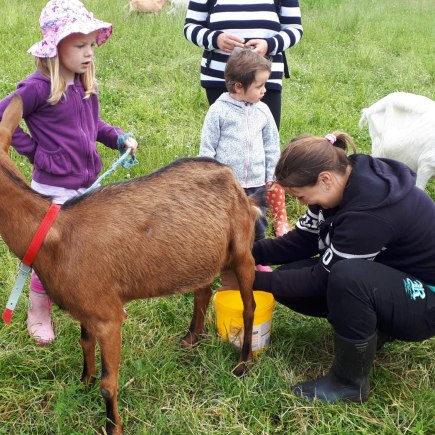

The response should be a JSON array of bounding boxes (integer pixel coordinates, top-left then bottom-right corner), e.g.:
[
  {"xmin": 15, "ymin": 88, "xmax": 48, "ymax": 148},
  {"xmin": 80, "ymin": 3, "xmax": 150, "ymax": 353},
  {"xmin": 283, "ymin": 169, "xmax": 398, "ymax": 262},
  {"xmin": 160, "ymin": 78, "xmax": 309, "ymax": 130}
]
[
  {"xmin": 57, "ymin": 31, "xmax": 98, "ymax": 82},
  {"xmin": 236, "ymin": 70, "xmax": 269, "ymax": 104}
]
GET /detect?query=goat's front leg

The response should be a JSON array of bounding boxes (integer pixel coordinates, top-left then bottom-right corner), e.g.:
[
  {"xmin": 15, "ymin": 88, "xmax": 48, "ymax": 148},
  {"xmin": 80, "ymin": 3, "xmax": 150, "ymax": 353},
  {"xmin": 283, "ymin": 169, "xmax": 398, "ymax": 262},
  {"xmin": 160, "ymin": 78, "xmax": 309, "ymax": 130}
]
[
  {"xmin": 80, "ymin": 324, "xmax": 97, "ymax": 384},
  {"xmin": 181, "ymin": 285, "xmax": 212, "ymax": 348},
  {"xmin": 233, "ymin": 256, "xmax": 256, "ymax": 377},
  {"xmin": 97, "ymin": 320, "xmax": 124, "ymax": 435}
]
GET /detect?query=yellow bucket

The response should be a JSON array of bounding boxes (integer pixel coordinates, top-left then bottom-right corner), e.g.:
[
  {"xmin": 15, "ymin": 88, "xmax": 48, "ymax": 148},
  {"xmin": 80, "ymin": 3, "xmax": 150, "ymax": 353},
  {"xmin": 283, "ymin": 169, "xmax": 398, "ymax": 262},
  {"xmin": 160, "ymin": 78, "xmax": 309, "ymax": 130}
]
[{"xmin": 213, "ymin": 290, "xmax": 275, "ymax": 355}]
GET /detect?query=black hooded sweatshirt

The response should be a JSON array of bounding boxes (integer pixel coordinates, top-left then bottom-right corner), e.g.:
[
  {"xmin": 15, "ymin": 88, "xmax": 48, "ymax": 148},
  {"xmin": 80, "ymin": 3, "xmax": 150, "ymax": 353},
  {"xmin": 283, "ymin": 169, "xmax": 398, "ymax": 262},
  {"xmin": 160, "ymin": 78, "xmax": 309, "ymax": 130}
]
[{"xmin": 253, "ymin": 154, "xmax": 435, "ymax": 298}]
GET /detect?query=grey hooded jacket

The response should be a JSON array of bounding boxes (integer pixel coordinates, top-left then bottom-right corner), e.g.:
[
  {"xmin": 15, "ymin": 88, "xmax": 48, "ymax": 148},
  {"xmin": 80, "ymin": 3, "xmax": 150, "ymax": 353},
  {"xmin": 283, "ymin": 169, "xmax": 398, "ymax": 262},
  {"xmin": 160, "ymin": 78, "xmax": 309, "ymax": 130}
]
[{"xmin": 199, "ymin": 92, "xmax": 280, "ymax": 188}]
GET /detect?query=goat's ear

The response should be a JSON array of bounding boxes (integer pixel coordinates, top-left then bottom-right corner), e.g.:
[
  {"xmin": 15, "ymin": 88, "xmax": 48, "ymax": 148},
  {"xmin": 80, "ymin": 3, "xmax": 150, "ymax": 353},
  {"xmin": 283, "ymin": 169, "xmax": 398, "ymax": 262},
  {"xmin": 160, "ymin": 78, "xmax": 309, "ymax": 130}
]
[{"xmin": 1, "ymin": 95, "xmax": 23, "ymax": 134}]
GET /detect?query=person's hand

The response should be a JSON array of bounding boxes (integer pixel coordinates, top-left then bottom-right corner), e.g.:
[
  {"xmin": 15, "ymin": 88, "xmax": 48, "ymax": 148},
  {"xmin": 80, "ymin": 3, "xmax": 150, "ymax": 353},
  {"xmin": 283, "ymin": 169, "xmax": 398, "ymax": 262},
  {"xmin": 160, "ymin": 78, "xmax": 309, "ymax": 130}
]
[
  {"xmin": 124, "ymin": 136, "xmax": 138, "ymax": 154},
  {"xmin": 217, "ymin": 32, "xmax": 245, "ymax": 52},
  {"xmin": 245, "ymin": 39, "xmax": 268, "ymax": 56}
]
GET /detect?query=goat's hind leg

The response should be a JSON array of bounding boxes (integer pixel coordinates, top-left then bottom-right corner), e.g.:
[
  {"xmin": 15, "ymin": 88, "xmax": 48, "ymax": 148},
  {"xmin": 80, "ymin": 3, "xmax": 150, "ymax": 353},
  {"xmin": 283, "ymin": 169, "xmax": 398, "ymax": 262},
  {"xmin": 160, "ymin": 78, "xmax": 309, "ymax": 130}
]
[
  {"xmin": 181, "ymin": 285, "xmax": 212, "ymax": 348},
  {"xmin": 80, "ymin": 324, "xmax": 97, "ymax": 384},
  {"xmin": 96, "ymin": 320, "xmax": 124, "ymax": 435},
  {"xmin": 233, "ymin": 255, "xmax": 256, "ymax": 377}
]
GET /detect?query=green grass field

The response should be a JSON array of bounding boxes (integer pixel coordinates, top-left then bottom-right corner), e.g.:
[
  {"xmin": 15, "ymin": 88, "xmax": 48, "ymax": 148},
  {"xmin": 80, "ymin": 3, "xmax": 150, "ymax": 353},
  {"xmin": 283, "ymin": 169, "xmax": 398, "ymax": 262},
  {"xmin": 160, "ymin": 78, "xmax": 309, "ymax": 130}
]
[{"xmin": 0, "ymin": 0, "xmax": 434, "ymax": 433}]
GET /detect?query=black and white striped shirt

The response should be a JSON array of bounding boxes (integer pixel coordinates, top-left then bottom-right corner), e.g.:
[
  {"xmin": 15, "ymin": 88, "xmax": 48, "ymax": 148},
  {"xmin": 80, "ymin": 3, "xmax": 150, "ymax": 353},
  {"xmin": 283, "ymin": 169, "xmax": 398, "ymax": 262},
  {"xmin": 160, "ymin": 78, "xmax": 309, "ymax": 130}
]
[{"xmin": 184, "ymin": 0, "xmax": 303, "ymax": 91}]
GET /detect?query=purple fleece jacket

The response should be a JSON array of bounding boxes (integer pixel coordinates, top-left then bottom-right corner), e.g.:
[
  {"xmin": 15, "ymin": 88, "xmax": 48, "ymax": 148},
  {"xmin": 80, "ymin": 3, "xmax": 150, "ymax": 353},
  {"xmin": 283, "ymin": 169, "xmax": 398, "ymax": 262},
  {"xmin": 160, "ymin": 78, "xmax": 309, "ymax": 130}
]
[{"xmin": 0, "ymin": 71, "xmax": 123, "ymax": 189}]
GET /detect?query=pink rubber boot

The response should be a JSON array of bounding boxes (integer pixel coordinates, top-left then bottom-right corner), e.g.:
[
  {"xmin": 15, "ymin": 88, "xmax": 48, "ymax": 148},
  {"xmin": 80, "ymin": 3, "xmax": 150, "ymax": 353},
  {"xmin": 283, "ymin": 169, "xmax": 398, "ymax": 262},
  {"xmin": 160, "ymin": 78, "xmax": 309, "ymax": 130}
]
[
  {"xmin": 27, "ymin": 273, "xmax": 55, "ymax": 345},
  {"xmin": 266, "ymin": 182, "xmax": 292, "ymax": 237}
]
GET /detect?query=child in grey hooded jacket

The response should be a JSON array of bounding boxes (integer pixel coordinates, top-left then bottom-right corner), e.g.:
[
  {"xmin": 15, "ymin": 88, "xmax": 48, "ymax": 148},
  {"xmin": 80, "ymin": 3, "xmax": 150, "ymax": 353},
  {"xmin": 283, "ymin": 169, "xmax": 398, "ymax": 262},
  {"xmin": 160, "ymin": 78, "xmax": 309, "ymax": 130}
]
[
  {"xmin": 199, "ymin": 49, "xmax": 280, "ymax": 272},
  {"xmin": 200, "ymin": 92, "xmax": 279, "ymax": 190}
]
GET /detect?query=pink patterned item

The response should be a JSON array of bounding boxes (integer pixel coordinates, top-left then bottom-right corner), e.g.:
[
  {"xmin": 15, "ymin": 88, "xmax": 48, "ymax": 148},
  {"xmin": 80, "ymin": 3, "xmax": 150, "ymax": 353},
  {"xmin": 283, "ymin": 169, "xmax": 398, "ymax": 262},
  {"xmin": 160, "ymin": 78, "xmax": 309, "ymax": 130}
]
[
  {"xmin": 28, "ymin": 0, "xmax": 112, "ymax": 58},
  {"xmin": 266, "ymin": 182, "xmax": 292, "ymax": 237}
]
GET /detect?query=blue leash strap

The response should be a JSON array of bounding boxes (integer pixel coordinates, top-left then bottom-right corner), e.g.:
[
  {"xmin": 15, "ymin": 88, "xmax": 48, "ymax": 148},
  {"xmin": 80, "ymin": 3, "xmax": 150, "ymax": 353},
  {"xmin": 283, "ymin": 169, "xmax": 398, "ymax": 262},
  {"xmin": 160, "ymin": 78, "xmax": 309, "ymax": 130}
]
[
  {"xmin": 2, "ymin": 204, "xmax": 61, "ymax": 325},
  {"xmin": 83, "ymin": 148, "xmax": 138, "ymax": 195},
  {"xmin": 2, "ymin": 263, "xmax": 32, "ymax": 324}
]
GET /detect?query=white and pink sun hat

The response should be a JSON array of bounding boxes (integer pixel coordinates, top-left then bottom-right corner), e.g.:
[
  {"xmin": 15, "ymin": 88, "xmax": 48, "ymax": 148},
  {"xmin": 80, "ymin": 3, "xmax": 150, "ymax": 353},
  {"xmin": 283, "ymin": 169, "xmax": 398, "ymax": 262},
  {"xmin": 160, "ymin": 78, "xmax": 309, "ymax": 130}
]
[{"xmin": 28, "ymin": 0, "xmax": 112, "ymax": 58}]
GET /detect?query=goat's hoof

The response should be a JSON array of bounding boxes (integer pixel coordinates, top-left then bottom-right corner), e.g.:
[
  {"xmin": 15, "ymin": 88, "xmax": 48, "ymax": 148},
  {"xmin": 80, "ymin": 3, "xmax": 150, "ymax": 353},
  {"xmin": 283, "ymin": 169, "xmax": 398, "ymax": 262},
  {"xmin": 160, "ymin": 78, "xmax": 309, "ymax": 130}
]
[
  {"xmin": 81, "ymin": 374, "xmax": 97, "ymax": 385},
  {"xmin": 105, "ymin": 421, "xmax": 124, "ymax": 435},
  {"xmin": 232, "ymin": 361, "xmax": 250, "ymax": 377},
  {"xmin": 180, "ymin": 331, "xmax": 199, "ymax": 349}
]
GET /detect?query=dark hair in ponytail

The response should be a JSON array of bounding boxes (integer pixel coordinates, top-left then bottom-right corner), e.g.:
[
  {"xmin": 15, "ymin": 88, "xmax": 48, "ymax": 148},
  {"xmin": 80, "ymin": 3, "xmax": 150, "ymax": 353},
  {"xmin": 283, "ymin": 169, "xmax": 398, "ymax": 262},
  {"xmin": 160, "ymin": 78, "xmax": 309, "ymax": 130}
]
[{"xmin": 275, "ymin": 131, "xmax": 356, "ymax": 188}]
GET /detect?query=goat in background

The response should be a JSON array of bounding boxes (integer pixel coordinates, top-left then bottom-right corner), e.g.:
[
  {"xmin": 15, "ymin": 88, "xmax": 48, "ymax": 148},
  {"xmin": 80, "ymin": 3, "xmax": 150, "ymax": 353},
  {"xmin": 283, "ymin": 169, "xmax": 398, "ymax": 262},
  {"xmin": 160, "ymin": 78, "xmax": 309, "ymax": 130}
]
[
  {"xmin": 0, "ymin": 96, "xmax": 258, "ymax": 435},
  {"xmin": 359, "ymin": 91, "xmax": 435, "ymax": 190},
  {"xmin": 129, "ymin": 0, "xmax": 188, "ymax": 14}
]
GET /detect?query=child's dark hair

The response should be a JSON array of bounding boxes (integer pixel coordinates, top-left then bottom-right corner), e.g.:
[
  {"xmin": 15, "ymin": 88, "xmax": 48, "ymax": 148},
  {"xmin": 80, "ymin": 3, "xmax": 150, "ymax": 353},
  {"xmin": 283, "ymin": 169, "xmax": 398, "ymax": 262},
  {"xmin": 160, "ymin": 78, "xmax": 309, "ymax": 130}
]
[
  {"xmin": 275, "ymin": 131, "xmax": 357, "ymax": 187},
  {"xmin": 224, "ymin": 48, "xmax": 272, "ymax": 93}
]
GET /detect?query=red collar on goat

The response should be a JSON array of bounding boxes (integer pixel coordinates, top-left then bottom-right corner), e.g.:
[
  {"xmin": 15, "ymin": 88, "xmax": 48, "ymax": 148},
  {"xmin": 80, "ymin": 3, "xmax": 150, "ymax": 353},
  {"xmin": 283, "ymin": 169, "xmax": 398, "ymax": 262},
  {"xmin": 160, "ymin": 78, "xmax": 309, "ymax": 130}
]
[
  {"xmin": 2, "ymin": 203, "xmax": 61, "ymax": 325},
  {"xmin": 22, "ymin": 203, "xmax": 61, "ymax": 266}
]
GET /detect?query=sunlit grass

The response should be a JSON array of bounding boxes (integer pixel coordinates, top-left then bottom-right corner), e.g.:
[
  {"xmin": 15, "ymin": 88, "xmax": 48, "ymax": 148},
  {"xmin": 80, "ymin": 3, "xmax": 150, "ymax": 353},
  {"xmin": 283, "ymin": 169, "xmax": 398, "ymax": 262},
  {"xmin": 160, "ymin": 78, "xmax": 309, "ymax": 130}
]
[{"xmin": 0, "ymin": 0, "xmax": 434, "ymax": 433}]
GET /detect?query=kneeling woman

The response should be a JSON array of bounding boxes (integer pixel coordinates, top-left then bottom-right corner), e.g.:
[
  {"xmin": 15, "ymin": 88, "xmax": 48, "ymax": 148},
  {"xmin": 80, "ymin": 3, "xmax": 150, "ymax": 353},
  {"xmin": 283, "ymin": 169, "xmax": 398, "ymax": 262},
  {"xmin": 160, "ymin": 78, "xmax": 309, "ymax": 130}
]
[{"xmin": 253, "ymin": 131, "xmax": 435, "ymax": 403}]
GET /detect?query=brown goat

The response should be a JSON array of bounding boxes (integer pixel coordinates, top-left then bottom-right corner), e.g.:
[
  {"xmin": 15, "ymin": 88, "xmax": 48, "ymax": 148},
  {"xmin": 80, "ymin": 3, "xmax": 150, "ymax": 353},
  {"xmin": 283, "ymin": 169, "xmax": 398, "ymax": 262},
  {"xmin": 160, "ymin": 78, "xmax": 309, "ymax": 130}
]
[
  {"xmin": 0, "ymin": 96, "xmax": 258, "ymax": 434},
  {"xmin": 129, "ymin": 0, "xmax": 166, "ymax": 14}
]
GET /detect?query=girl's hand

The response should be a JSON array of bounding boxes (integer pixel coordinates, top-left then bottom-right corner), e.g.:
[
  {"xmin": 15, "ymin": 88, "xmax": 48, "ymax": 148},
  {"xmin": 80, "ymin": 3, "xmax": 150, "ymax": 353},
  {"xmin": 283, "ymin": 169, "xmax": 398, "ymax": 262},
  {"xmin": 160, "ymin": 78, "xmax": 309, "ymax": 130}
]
[
  {"xmin": 124, "ymin": 136, "xmax": 138, "ymax": 153},
  {"xmin": 217, "ymin": 32, "xmax": 245, "ymax": 52},
  {"xmin": 245, "ymin": 39, "xmax": 268, "ymax": 56}
]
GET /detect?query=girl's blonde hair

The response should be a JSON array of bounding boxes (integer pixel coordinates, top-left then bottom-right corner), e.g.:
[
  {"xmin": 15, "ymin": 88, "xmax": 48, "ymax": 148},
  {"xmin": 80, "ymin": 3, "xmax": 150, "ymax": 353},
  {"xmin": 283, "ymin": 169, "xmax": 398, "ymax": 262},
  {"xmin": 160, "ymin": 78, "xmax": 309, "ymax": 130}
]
[{"xmin": 36, "ymin": 56, "xmax": 97, "ymax": 105}]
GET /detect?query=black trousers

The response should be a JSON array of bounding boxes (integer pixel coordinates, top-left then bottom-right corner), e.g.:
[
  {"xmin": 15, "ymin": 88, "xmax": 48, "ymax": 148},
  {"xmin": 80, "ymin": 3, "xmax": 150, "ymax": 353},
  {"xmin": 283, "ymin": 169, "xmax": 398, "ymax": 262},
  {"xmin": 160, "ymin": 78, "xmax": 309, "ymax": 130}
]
[
  {"xmin": 205, "ymin": 87, "xmax": 282, "ymax": 129},
  {"xmin": 275, "ymin": 259, "xmax": 435, "ymax": 341}
]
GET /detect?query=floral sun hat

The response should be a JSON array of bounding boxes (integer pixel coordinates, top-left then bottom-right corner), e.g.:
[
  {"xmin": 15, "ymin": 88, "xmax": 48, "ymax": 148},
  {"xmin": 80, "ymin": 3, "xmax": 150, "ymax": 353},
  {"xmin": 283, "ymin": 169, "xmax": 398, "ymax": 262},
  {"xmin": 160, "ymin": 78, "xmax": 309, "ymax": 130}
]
[{"xmin": 28, "ymin": 0, "xmax": 112, "ymax": 58}]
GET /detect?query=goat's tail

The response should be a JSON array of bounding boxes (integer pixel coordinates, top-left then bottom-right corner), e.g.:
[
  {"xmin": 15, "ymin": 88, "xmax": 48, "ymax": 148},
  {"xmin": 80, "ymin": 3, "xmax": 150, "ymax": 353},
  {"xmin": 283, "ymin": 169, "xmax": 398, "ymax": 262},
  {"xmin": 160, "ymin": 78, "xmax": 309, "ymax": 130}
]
[
  {"xmin": 248, "ymin": 186, "xmax": 267, "ymax": 219},
  {"xmin": 359, "ymin": 93, "xmax": 397, "ymax": 130},
  {"xmin": 358, "ymin": 109, "xmax": 369, "ymax": 129}
]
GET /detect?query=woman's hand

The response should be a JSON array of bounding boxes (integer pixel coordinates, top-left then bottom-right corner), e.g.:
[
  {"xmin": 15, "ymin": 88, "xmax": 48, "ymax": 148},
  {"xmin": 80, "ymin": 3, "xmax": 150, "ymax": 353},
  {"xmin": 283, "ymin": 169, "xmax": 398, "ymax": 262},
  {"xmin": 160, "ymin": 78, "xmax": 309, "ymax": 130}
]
[
  {"xmin": 217, "ymin": 32, "xmax": 245, "ymax": 52},
  {"xmin": 245, "ymin": 39, "xmax": 268, "ymax": 56}
]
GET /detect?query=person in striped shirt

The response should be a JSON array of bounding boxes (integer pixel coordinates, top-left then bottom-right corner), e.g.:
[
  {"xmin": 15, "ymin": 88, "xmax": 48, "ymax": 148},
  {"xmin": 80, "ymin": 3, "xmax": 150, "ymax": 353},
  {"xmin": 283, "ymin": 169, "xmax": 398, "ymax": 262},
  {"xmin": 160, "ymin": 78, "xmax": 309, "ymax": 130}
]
[{"xmin": 184, "ymin": 0, "xmax": 303, "ymax": 237}]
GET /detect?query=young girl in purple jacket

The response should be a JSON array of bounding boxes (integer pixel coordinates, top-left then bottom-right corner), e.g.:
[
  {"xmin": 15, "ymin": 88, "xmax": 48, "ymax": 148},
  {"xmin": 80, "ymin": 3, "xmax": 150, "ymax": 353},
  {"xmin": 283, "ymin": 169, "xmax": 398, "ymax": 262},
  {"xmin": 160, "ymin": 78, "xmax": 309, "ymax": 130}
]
[{"xmin": 0, "ymin": 0, "xmax": 138, "ymax": 345}]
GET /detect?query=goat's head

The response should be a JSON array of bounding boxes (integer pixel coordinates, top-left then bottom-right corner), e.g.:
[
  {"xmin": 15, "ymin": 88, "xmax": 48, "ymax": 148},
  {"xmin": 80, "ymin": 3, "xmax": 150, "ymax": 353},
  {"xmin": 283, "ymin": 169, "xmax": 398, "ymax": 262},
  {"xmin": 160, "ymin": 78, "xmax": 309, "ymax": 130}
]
[
  {"xmin": 0, "ymin": 95, "xmax": 30, "ymax": 183},
  {"xmin": 0, "ymin": 95, "xmax": 23, "ymax": 154}
]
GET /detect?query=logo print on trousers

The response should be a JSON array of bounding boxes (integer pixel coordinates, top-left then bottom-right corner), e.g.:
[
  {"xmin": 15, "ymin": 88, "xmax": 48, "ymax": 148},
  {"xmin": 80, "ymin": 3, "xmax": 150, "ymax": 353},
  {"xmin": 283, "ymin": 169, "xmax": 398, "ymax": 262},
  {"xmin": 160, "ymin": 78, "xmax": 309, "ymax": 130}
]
[{"xmin": 403, "ymin": 278, "xmax": 426, "ymax": 300}]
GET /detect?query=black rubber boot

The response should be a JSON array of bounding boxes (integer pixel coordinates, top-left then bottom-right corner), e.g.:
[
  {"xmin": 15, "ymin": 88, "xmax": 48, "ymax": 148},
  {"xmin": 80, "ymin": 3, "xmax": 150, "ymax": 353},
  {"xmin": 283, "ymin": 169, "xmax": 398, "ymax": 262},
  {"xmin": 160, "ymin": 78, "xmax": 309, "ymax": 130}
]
[
  {"xmin": 376, "ymin": 329, "xmax": 394, "ymax": 351},
  {"xmin": 292, "ymin": 332, "xmax": 377, "ymax": 403}
]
